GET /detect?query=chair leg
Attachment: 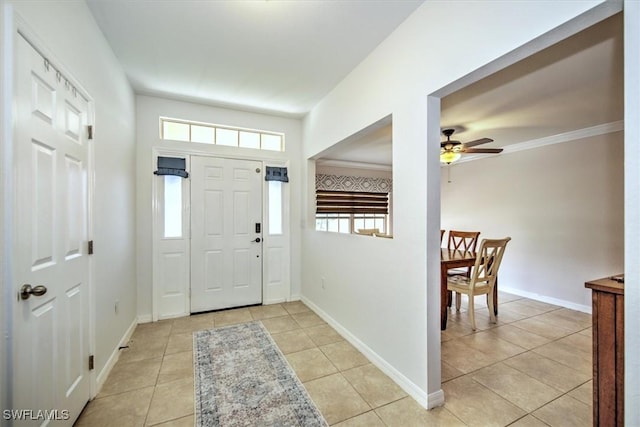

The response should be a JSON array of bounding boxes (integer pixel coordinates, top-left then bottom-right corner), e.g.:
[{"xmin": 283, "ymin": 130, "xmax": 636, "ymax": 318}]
[
  {"xmin": 455, "ymin": 292, "xmax": 461, "ymax": 311},
  {"xmin": 447, "ymin": 290, "xmax": 452, "ymax": 307},
  {"xmin": 468, "ymin": 294, "xmax": 476, "ymax": 330}
]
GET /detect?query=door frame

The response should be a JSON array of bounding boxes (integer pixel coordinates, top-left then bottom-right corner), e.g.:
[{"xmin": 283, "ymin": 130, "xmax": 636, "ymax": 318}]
[
  {"xmin": 151, "ymin": 146, "xmax": 291, "ymax": 320},
  {"xmin": 3, "ymin": 9, "xmax": 97, "ymax": 403}
]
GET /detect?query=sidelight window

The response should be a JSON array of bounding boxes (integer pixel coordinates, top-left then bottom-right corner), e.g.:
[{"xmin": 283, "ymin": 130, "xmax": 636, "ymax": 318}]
[
  {"xmin": 163, "ymin": 175, "xmax": 182, "ymax": 238},
  {"xmin": 268, "ymin": 181, "xmax": 283, "ymax": 235}
]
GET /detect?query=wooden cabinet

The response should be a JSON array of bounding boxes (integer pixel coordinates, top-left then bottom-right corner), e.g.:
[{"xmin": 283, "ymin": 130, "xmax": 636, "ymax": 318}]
[{"xmin": 585, "ymin": 276, "xmax": 624, "ymax": 427}]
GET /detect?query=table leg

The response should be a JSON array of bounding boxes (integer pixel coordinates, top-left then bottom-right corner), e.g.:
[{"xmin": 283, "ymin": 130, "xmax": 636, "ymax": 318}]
[{"xmin": 441, "ymin": 264, "xmax": 448, "ymax": 330}]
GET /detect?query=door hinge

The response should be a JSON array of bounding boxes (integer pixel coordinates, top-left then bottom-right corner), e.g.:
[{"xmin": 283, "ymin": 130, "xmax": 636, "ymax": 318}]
[
  {"xmin": 87, "ymin": 125, "xmax": 93, "ymax": 140},
  {"xmin": 89, "ymin": 355, "xmax": 95, "ymax": 371},
  {"xmin": 88, "ymin": 240, "xmax": 94, "ymax": 255}
]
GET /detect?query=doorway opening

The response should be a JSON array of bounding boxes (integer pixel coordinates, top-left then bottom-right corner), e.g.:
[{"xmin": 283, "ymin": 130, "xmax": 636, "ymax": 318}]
[{"xmin": 430, "ymin": 5, "xmax": 623, "ymax": 399}]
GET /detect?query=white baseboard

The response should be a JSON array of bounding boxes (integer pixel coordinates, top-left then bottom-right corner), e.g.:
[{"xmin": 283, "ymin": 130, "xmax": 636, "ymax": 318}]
[
  {"xmin": 266, "ymin": 295, "xmax": 303, "ymax": 305},
  {"xmin": 500, "ymin": 286, "xmax": 592, "ymax": 314},
  {"xmin": 157, "ymin": 312, "xmax": 189, "ymax": 321},
  {"xmin": 95, "ymin": 317, "xmax": 138, "ymax": 394},
  {"xmin": 137, "ymin": 314, "xmax": 153, "ymax": 324},
  {"xmin": 428, "ymin": 389, "xmax": 445, "ymax": 409},
  {"xmin": 301, "ymin": 297, "xmax": 432, "ymax": 409}
]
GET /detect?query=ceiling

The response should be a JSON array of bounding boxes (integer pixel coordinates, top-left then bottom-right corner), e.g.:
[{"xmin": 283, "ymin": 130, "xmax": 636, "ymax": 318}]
[
  {"xmin": 86, "ymin": 3, "xmax": 623, "ymax": 167},
  {"xmin": 320, "ymin": 12, "xmax": 623, "ymax": 166},
  {"xmin": 86, "ymin": 0, "xmax": 424, "ymax": 117}
]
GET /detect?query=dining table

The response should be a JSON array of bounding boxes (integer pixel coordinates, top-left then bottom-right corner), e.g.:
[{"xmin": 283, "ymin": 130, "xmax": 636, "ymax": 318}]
[{"xmin": 440, "ymin": 248, "xmax": 499, "ymax": 330}]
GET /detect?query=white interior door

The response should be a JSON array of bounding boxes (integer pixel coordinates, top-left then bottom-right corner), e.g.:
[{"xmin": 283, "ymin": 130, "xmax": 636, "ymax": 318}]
[
  {"xmin": 12, "ymin": 34, "xmax": 91, "ymax": 425},
  {"xmin": 190, "ymin": 156, "xmax": 263, "ymax": 312}
]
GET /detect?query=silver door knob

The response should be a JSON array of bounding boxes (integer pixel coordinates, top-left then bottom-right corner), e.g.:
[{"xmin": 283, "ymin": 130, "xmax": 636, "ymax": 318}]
[{"xmin": 19, "ymin": 284, "xmax": 47, "ymax": 300}]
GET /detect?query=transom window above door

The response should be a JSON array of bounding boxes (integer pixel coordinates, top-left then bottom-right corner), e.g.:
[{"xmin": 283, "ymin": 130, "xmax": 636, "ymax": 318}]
[{"xmin": 160, "ymin": 117, "xmax": 285, "ymax": 152}]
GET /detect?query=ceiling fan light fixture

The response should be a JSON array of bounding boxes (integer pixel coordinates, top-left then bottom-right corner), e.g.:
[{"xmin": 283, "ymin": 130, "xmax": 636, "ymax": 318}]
[
  {"xmin": 439, "ymin": 127, "xmax": 500, "ymax": 164},
  {"xmin": 440, "ymin": 151, "xmax": 461, "ymax": 164}
]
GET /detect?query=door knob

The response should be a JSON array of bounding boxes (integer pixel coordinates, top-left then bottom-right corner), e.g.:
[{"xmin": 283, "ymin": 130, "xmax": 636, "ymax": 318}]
[
  {"xmin": 252, "ymin": 238, "xmax": 261, "ymax": 243},
  {"xmin": 19, "ymin": 284, "xmax": 47, "ymax": 300}
]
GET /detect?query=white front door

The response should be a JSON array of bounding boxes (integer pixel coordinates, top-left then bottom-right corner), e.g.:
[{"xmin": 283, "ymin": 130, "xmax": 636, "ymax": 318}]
[
  {"xmin": 190, "ymin": 156, "xmax": 263, "ymax": 312},
  {"xmin": 12, "ymin": 34, "xmax": 91, "ymax": 425}
]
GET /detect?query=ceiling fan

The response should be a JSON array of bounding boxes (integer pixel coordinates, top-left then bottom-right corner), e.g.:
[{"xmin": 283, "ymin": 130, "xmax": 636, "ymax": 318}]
[{"xmin": 440, "ymin": 128, "xmax": 503, "ymax": 164}]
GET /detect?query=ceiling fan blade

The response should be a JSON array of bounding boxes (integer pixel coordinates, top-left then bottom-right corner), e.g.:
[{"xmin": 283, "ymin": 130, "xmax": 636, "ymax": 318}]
[
  {"xmin": 463, "ymin": 148, "xmax": 503, "ymax": 154},
  {"xmin": 441, "ymin": 140, "xmax": 462, "ymax": 147},
  {"xmin": 462, "ymin": 138, "xmax": 493, "ymax": 148}
]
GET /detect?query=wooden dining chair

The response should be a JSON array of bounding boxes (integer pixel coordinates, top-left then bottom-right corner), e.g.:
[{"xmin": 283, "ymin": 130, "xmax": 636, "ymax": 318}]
[
  {"xmin": 447, "ymin": 237, "xmax": 511, "ymax": 330},
  {"xmin": 440, "ymin": 229, "xmax": 445, "ymax": 244},
  {"xmin": 447, "ymin": 230, "xmax": 480, "ymax": 253},
  {"xmin": 447, "ymin": 231, "xmax": 480, "ymax": 274},
  {"xmin": 446, "ymin": 230, "xmax": 480, "ymax": 306},
  {"xmin": 355, "ymin": 228, "xmax": 379, "ymax": 236}
]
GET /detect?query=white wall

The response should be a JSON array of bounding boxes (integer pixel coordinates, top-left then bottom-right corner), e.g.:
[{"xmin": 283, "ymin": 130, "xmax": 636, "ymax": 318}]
[
  {"xmin": 441, "ymin": 132, "xmax": 624, "ymax": 311},
  {"xmin": 135, "ymin": 95, "xmax": 303, "ymax": 319},
  {"xmin": 301, "ymin": 0, "xmax": 615, "ymax": 407},
  {"xmin": 1, "ymin": 0, "xmax": 136, "ymax": 386}
]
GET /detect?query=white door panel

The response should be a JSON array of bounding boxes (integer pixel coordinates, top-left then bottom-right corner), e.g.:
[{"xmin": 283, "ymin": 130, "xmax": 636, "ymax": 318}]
[
  {"xmin": 153, "ymin": 170, "xmax": 190, "ymax": 320},
  {"xmin": 13, "ymin": 34, "xmax": 91, "ymax": 426},
  {"xmin": 191, "ymin": 157, "xmax": 262, "ymax": 312}
]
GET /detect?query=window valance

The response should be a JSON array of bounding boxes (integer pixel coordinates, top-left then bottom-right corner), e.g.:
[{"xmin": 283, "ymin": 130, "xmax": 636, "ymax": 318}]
[
  {"xmin": 315, "ymin": 173, "xmax": 391, "ymax": 193},
  {"xmin": 265, "ymin": 166, "xmax": 289, "ymax": 182},
  {"xmin": 154, "ymin": 156, "xmax": 188, "ymax": 178}
]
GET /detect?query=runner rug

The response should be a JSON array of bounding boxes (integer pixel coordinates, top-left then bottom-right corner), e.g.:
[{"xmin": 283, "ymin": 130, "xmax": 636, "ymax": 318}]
[{"xmin": 194, "ymin": 321, "xmax": 328, "ymax": 427}]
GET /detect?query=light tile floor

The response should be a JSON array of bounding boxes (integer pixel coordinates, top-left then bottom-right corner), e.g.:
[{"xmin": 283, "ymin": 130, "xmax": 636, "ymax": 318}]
[{"xmin": 76, "ymin": 292, "xmax": 593, "ymax": 426}]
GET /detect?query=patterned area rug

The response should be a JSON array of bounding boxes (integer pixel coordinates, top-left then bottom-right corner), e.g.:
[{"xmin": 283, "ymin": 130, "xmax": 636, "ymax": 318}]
[{"xmin": 194, "ymin": 321, "xmax": 328, "ymax": 427}]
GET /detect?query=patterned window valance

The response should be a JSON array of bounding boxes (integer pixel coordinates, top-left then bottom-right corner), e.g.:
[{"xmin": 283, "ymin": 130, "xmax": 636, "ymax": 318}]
[{"xmin": 315, "ymin": 174, "xmax": 392, "ymax": 193}]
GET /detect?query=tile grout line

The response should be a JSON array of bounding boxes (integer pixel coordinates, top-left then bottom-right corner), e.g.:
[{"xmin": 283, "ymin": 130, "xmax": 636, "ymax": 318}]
[
  {"xmin": 442, "ymin": 298, "xmax": 593, "ymax": 425},
  {"xmin": 84, "ymin": 297, "xmax": 592, "ymax": 427}
]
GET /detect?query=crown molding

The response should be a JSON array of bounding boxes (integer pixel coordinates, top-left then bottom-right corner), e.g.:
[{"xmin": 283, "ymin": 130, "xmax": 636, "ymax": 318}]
[
  {"xmin": 503, "ymin": 120, "xmax": 624, "ymax": 154},
  {"xmin": 451, "ymin": 120, "xmax": 624, "ymax": 165}
]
